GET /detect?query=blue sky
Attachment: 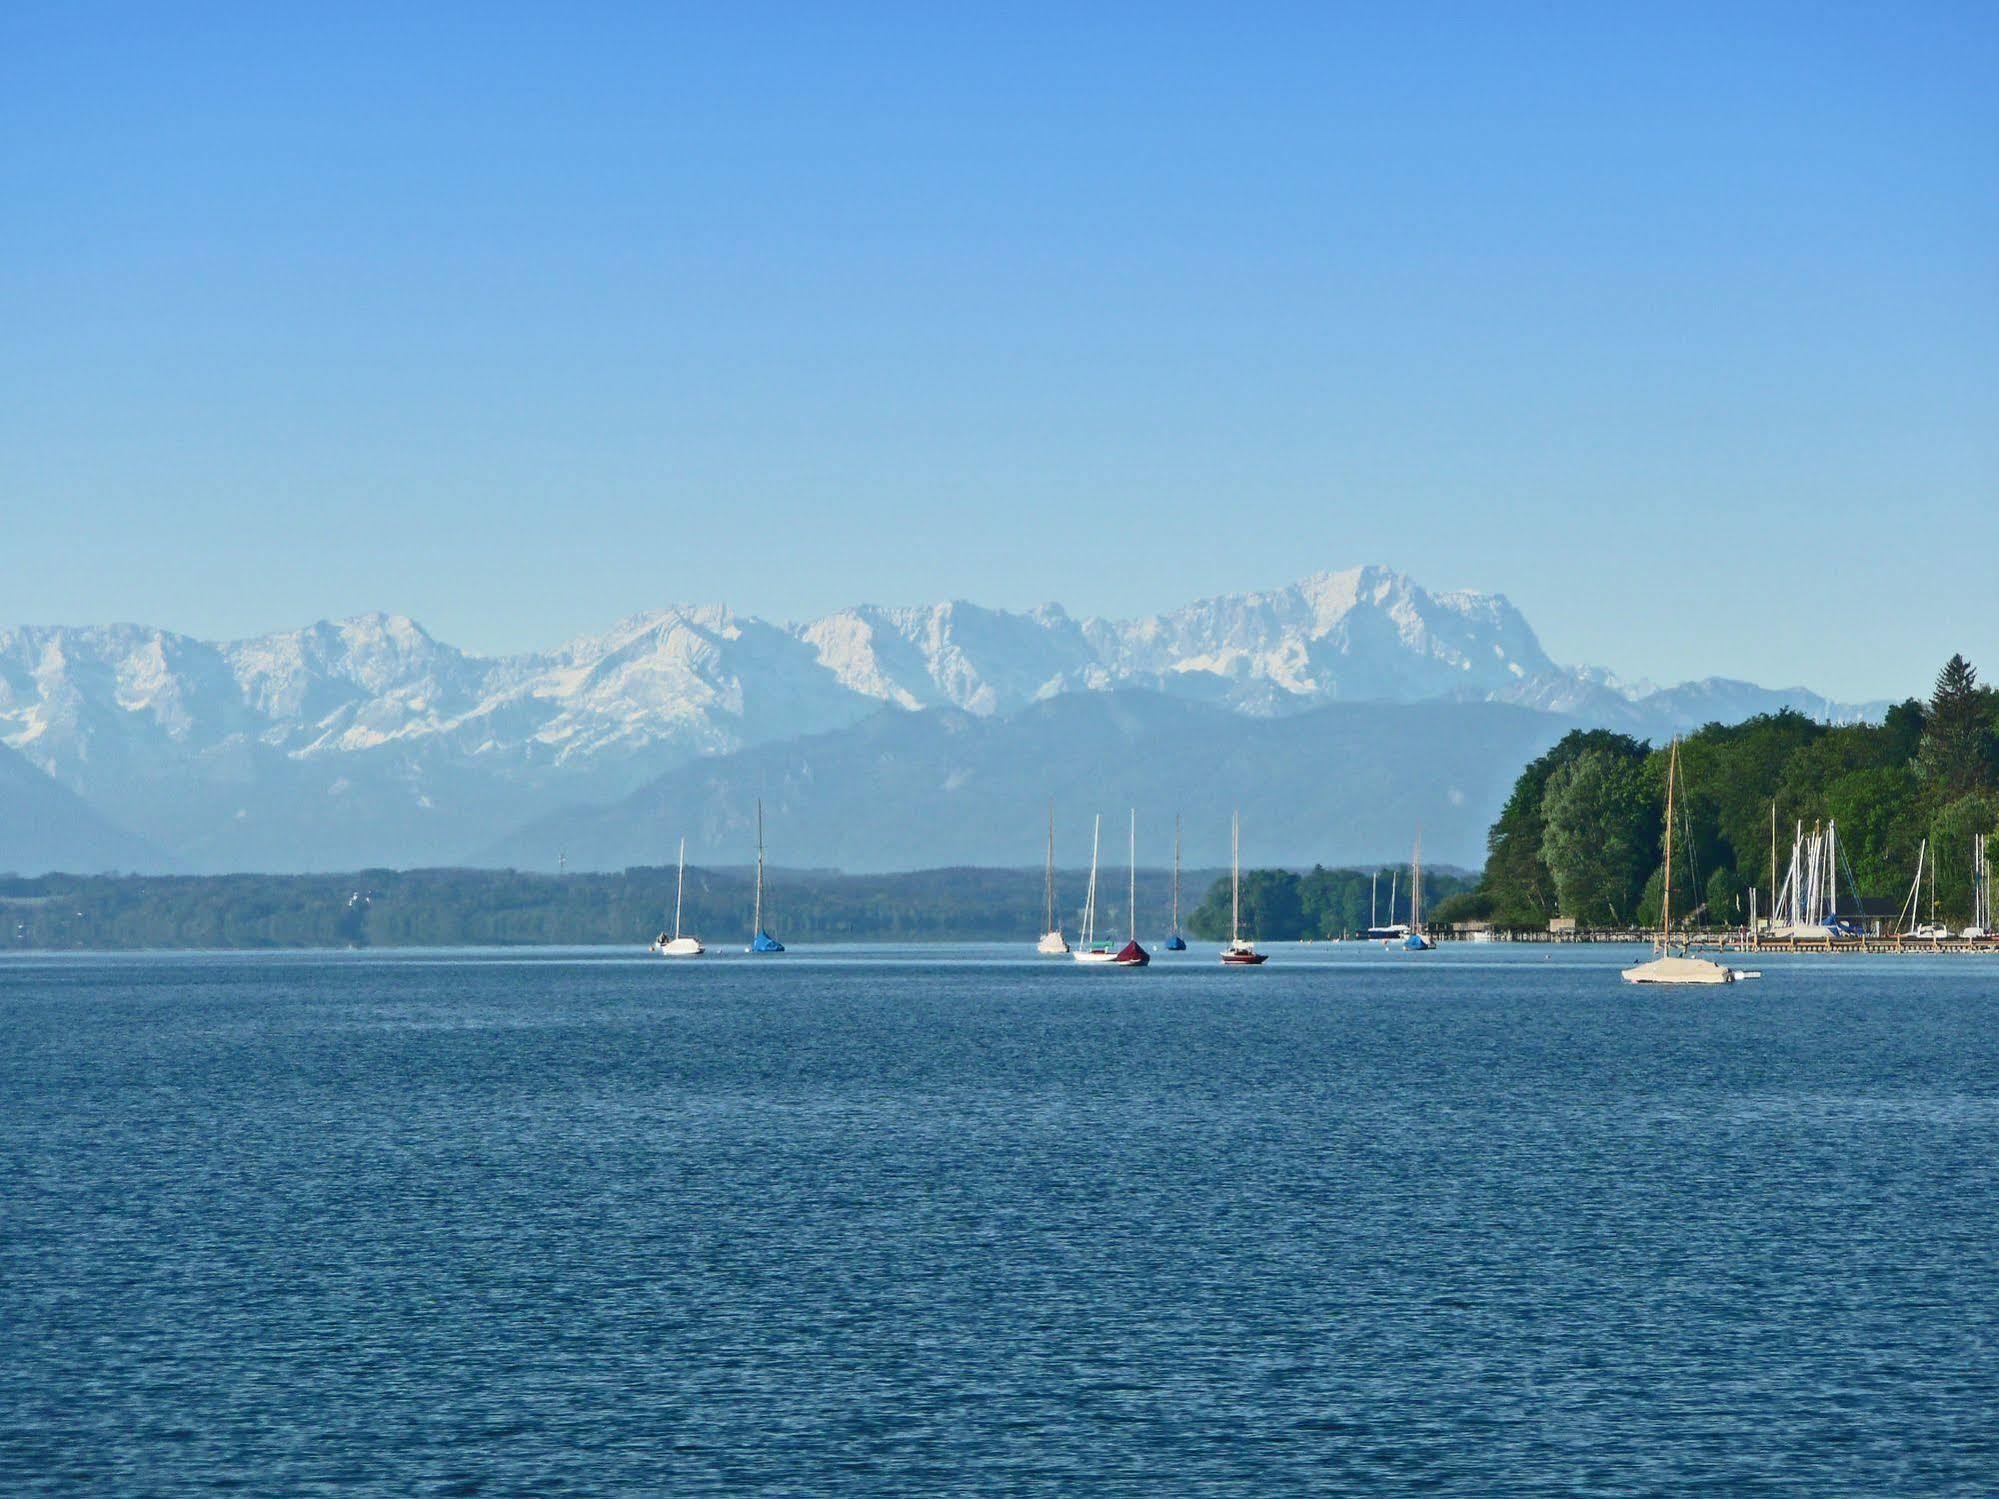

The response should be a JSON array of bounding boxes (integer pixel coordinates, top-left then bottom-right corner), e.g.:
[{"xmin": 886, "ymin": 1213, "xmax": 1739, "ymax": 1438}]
[{"xmin": 3, "ymin": 2, "xmax": 1994, "ymax": 699}]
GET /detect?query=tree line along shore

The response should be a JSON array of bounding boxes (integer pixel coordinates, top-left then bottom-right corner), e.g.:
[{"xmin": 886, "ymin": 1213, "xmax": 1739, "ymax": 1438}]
[{"xmin": 0, "ymin": 862, "xmax": 1472, "ymax": 951}]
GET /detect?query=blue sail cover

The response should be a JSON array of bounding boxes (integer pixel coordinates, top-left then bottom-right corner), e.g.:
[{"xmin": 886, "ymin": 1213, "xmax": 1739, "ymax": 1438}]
[
  {"xmin": 1163, "ymin": 933, "xmax": 1187, "ymax": 951},
  {"xmin": 750, "ymin": 929, "xmax": 786, "ymax": 953},
  {"xmin": 1400, "ymin": 932, "xmax": 1435, "ymax": 951}
]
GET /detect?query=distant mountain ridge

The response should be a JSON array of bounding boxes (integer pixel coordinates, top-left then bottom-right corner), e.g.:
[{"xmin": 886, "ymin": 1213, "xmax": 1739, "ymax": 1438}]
[
  {"xmin": 0, "ymin": 565, "xmax": 1882, "ymax": 873},
  {"xmin": 476, "ymin": 692, "xmax": 1585, "ymax": 873}
]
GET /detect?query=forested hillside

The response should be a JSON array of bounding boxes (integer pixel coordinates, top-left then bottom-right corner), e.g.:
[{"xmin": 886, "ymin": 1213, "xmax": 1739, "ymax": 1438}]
[{"xmin": 1440, "ymin": 656, "xmax": 1999, "ymax": 930}]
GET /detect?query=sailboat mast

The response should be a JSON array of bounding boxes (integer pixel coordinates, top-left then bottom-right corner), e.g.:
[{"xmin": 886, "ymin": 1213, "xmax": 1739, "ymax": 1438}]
[
  {"xmin": 1770, "ymin": 800, "xmax": 1778, "ymax": 923},
  {"xmin": 1085, "ymin": 814, "xmax": 1101, "ymax": 944},
  {"xmin": 753, "ymin": 800, "xmax": 765, "ymax": 932},
  {"xmin": 674, "ymin": 836, "xmax": 686, "ymax": 941},
  {"xmin": 1127, "ymin": 808, "xmax": 1137, "ymax": 943},
  {"xmin": 1231, "ymin": 810, "xmax": 1241, "ymax": 942},
  {"xmin": 1660, "ymin": 740, "xmax": 1678, "ymax": 950},
  {"xmin": 1049, "ymin": 807, "xmax": 1058, "ymax": 931},
  {"xmin": 1172, "ymin": 814, "xmax": 1181, "ymax": 932},
  {"xmin": 1412, "ymin": 829, "xmax": 1423, "ymax": 929}
]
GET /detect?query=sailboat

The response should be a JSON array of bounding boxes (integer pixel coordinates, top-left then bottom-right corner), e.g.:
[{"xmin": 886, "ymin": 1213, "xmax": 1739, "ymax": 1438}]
[
  {"xmin": 1965, "ymin": 833, "xmax": 1992, "ymax": 940},
  {"xmin": 1111, "ymin": 809, "xmax": 1151, "ymax": 966},
  {"xmin": 1037, "ymin": 802, "xmax": 1069, "ymax": 954},
  {"xmin": 650, "ymin": 837, "xmax": 704, "ymax": 956},
  {"xmin": 1163, "ymin": 813, "xmax": 1187, "ymax": 950},
  {"xmin": 1398, "ymin": 830, "xmax": 1435, "ymax": 951},
  {"xmin": 747, "ymin": 800, "xmax": 784, "ymax": 953},
  {"xmin": 1073, "ymin": 815, "xmax": 1118, "ymax": 963},
  {"xmin": 1366, "ymin": 868, "xmax": 1407, "ymax": 941},
  {"xmin": 1221, "ymin": 810, "xmax": 1267, "ymax": 964},
  {"xmin": 1622, "ymin": 740, "xmax": 1756, "ymax": 984},
  {"xmin": 1899, "ymin": 838, "xmax": 1953, "ymax": 939}
]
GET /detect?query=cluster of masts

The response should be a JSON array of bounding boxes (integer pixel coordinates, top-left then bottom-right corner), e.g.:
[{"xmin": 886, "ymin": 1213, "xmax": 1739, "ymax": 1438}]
[
  {"xmin": 1038, "ymin": 808, "xmax": 1435, "ymax": 966},
  {"xmin": 649, "ymin": 801, "xmax": 1438, "ymax": 965},
  {"xmin": 1753, "ymin": 808, "xmax": 1992, "ymax": 942}
]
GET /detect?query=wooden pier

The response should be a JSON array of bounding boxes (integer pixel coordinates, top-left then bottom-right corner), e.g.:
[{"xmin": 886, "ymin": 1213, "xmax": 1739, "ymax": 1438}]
[{"xmin": 1439, "ymin": 926, "xmax": 1999, "ymax": 954}]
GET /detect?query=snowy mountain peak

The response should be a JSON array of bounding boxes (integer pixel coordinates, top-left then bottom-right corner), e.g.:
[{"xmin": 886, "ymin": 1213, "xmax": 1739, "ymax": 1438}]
[{"xmin": 0, "ymin": 566, "xmax": 1878, "ymax": 873}]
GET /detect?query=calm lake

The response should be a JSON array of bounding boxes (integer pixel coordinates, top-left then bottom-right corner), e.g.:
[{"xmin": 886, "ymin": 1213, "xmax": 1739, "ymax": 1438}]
[{"xmin": 3, "ymin": 944, "xmax": 1996, "ymax": 1494}]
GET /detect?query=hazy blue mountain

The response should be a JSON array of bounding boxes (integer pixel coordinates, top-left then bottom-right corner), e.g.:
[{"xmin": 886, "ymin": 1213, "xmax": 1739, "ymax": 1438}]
[
  {"xmin": 474, "ymin": 691, "xmax": 1581, "ymax": 873},
  {"xmin": 0, "ymin": 742, "xmax": 164, "ymax": 875}
]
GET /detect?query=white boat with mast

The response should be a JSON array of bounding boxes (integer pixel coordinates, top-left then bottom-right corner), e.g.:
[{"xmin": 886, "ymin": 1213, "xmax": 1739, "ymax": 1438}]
[
  {"xmin": 650, "ymin": 837, "xmax": 704, "ymax": 957},
  {"xmin": 1038, "ymin": 802, "xmax": 1070, "ymax": 954},
  {"xmin": 747, "ymin": 800, "xmax": 784, "ymax": 953},
  {"xmin": 1622, "ymin": 739, "xmax": 1756, "ymax": 984},
  {"xmin": 1221, "ymin": 810, "xmax": 1267, "ymax": 964},
  {"xmin": 1966, "ymin": 832, "xmax": 1992, "ymax": 940},
  {"xmin": 1073, "ymin": 814, "xmax": 1117, "ymax": 963},
  {"xmin": 1365, "ymin": 866, "xmax": 1407, "ymax": 941},
  {"xmin": 1899, "ymin": 837, "xmax": 1954, "ymax": 940}
]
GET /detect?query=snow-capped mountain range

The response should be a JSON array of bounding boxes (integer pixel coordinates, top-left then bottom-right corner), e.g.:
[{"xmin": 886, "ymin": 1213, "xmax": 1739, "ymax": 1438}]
[{"xmin": 0, "ymin": 566, "xmax": 1877, "ymax": 873}]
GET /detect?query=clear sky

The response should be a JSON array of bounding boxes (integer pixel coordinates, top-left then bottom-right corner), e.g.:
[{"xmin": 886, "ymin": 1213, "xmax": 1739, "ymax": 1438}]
[{"xmin": 3, "ymin": 2, "xmax": 1994, "ymax": 700}]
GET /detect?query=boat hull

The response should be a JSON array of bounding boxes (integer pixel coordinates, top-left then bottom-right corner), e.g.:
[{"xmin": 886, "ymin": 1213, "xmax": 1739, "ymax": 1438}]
[
  {"xmin": 1037, "ymin": 931, "xmax": 1071, "ymax": 955},
  {"xmin": 1621, "ymin": 955, "xmax": 1741, "ymax": 985},
  {"xmin": 749, "ymin": 930, "xmax": 785, "ymax": 953},
  {"xmin": 652, "ymin": 936, "xmax": 704, "ymax": 957},
  {"xmin": 1221, "ymin": 950, "xmax": 1267, "ymax": 965}
]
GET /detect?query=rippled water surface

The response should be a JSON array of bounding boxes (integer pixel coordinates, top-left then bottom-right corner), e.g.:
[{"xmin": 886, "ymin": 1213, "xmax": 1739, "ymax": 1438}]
[{"xmin": 4, "ymin": 944, "xmax": 1998, "ymax": 1494}]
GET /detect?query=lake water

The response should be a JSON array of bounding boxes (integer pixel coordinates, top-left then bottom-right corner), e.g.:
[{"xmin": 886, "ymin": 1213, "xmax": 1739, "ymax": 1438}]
[{"xmin": 3, "ymin": 943, "xmax": 1997, "ymax": 1494}]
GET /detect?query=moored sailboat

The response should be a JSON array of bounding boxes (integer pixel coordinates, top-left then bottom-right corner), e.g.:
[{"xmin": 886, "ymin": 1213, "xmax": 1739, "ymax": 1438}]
[
  {"xmin": 1037, "ymin": 802, "xmax": 1069, "ymax": 954},
  {"xmin": 1073, "ymin": 814, "xmax": 1118, "ymax": 963},
  {"xmin": 1398, "ymin": 830, "xmax": 1435, "ymax": 951},
  {"xmin": 1111, "ymin": 808, "xmax": 1150, "ymax": 966},
  {"xmin": 1623, "ymin": 740, "xmax": 1756, "ymax": 984},
  {"xmin": 1163, "ymin": 813, "xmax": 1187, "ymax": 951},
  {"xmin": 747, "ymin": 800, "xmax": 784, "ymax": 953},
  {"xmin": 651, "ymin": 837, "xmax": 704, "ymax": 956},
  {"xmin": 1220, "ymin": 810, "xmax": 1267, "ymax": 964}
]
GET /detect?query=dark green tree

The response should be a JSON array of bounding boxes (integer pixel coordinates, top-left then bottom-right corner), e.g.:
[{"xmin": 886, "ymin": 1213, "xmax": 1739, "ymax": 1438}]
[
  {"xmin": 1541, "ymin": 745, "xmax": 1657, "ymax": 926},
  {"xmin": 1482, "ymin": 729, "xmax": 1648, "ymax": 927},
  {"xmin": 1915, "ymin": 655, "xmax": 1996, "ymax": 799}
]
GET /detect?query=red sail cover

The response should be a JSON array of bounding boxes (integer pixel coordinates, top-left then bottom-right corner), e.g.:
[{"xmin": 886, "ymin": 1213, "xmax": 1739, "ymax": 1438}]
[{"xmin": 1113, "ymin": 940, "xmax": 1150, "ymax": 967}]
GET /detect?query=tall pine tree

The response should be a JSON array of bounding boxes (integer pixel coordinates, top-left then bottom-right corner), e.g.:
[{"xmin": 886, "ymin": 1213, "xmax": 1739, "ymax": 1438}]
[{"xmin": 1915, "ymin": 655, "xmax": 1996, "ymax": 798}]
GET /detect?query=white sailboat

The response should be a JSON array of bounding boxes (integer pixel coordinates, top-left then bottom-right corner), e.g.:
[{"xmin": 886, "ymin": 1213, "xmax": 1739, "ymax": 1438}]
[
  {"xmin": 1221, "ymin": 810, "xmax": 1267, "ymax": 964},
  {"xmin": 1965, "ymin": 833, "xmax": 1992, "ymax": 940},
  {"xmin": 1623, "ymin": 740, "xmax": 1755, "ymax": 985},
  {"xmin": 1900, "ymin": 837, "xmax": 1953, "ymax": 939},
  {"xmin": 651, "ymin": 837, "xmax": 704, "ymax": 956},
  {"xmin": 1073, "ymin": 814, "xmax": 1117, "ymax": 963},
  {"xmin": 1366, "ymin": 867, "xmax": 1407, "ymax": 941},
  {"xmin": 1037, "ymin": 802, "xmax": 1069, "ymax": 954}
]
